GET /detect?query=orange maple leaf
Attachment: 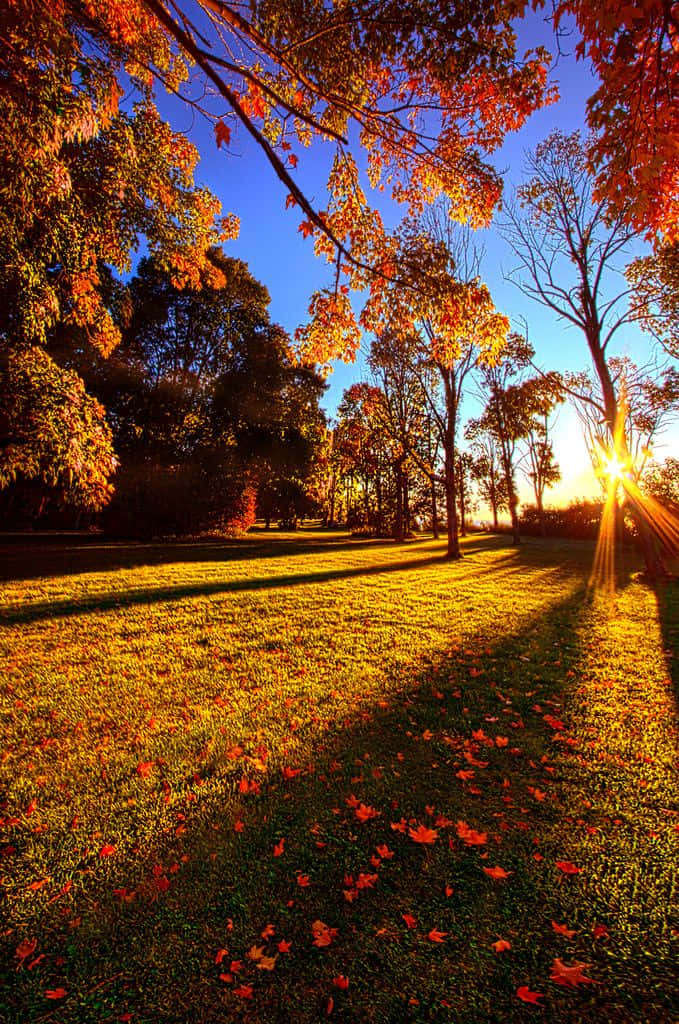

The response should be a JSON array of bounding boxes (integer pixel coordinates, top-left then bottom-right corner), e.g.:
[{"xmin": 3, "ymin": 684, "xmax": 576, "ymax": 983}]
[
  {"xmin": 277, "ymin": 939, "xmax": 292, "ymax": 953},
  {"xmin": 99, "ymin": 844, "xmax": 116, "ymax": 857},
  {"xmin": 483, "ymin": 866, "xmax": 511, "ymax": 880},
  {"xmin": 555, "ymin": 860, "xmax": 582, "ymax": 875},
  {"xmin": 214, "ymin": 119, "xmax": 231, "ymax": 149},
  {"xmin": 427, "ymin": 928, "xmax": 448, "ymax": 942},
  {"xmin": 455, "ymin": 820, "xmax": 487, "ymax": 846},
  {"xmin": 333, "ymin": 975, "xmax": 350, "ymax": 989},
  {"xmin": 355, "ymin": 802, "xmax": 380, "ymax": 823},
  {"xmin": 550, "ymin": 958, "xmax": 597, "ymax": 988},
  {"xmin": 311, "ymin": 920, "xmax": 337, "ymax": 947},
  {"xmin": 256, "ymin": 954, "xmax": 278, "ymax": 971},
  {"xmin": 401, "ymin": 913, "xmax": 417, "ymax": 929},
  {"xmin": 376, "ymin": 843, "xmax": 394, "ymax": 859},
  {"xmin": 45, "ymin": 989, "xmax": 68, "ymax": 1000},
  {"xmin": 273, "ymin": 838, "xmax": 285, "ymax": 857},
  {"xmin": 552, "ymin": 921, "xmax": 577, "ymax": 938},
  {"xmin": 408, "ymin": 824, "xmax": 438, "ymax": 844},
  {"xmin": 492, "ymin": 939, "xmax": 512, "ymax": 952},
  {"xmin": 16, "ymin": 938, "xmax": 37, "ymax": 961},
  {"xmin": 516, "ymin": 986, "xmax": 543, "ymax": 1004},
  {"xmin": 233, "ymin": 985, "xmax": 253, "ymax": 998}
]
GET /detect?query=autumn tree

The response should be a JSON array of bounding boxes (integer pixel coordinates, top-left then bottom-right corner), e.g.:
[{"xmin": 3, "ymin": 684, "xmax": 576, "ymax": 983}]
[
  {"xmin": 627, "ymin": 243, "xmax": 679, "ymax": 360},
  {"xmin": 466, "ymin": 427, "xmax": 508, "ymax": 531},
  {"xmin": 0, "ymin": 1, "xmax": 234, "ymax": 509},
  {"xmin": 503, "ymin": 130, "xmax": 677, "ymax": 576},
  {"xmin": 552, "ymin": 0, "xmax": 679, "ymax": 241},
  {"xmin": 368, "ymin": 332, "xmax": 434, "ymax": 541},
  {"xmin": 642, "ymin": 457, "xmax": 679, "ymax": 509},
  {"xmin": 520, "ymin": 393, "xmax": 562, "ymax": 535}
]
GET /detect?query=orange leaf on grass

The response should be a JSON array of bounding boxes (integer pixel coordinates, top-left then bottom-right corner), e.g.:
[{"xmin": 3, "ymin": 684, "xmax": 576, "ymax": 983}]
[
  {"xmin": 483, "ymin": 866, "xmax": 511, "ymax": 879},
  {"xmin": 45, "ymin": 989, "xmax": 67, "ymax": 1000},
  {"xmin": 492, "ymin": 939, "xmax": 511, "ymax": 952},
  {"xmin": 408, "ymin": 824, "xmax": 438, "ymax": 844},
  {"xmin": 552, "ymin": 921, "xmax": 577, "ymax": 938},
  {"xmin": 16, "ymin": 938, "xmax": 37, "ymax": 961},
  {"xmin": 555, "ymin": 860, "xmax": 582, "ymax": 875},
  {"xmin": 233, "ymin": 985, "xmax": 253, "ymax": 998},
  {"xmin": 455, "ymin": 820, "xmax": 487, "ymax": 846},
  {"xmin": 355, "ymin": 802, "xmax": 380, "ymax": 823},
  {"xmin": 273, "ymin": 839, "xmax": 285, "ymax": 857},
  {"xmin": 333, "ymin": 975, "xmax": 350, "ymax": 989},
  {"xmin": 311, "ymin": 920, "xmax": 337, "ymax": 947},
  {"xmin": 277, "ymin": 939, "xmax": 292, "ymax": 953},
  {"xmin": 99, "ymin": 844, "xmax": 116, "ymax": 857},
  {"xmin": 550, "ymin": 958, "xmax": 597, "ymax": 988},
  {"xmin": 376, "ymin": 843, "xmax": 394, "ymax": 859},
  {"xmin": 401, "ymin": 913, "xmax": 417, "ymax": 929},
  {"xmin": 427, "ymin": 928, "xmax": 448, "ymax": 942},
  {"xmin": 516, "ymin": 986, "xmax": 543, "ymax": 1004}
]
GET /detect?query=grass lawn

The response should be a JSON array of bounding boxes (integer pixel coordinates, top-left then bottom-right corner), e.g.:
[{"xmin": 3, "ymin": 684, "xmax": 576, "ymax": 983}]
[{"xmin": 0, "ymin": 529, "xmax": 677, "ymax": 1023}]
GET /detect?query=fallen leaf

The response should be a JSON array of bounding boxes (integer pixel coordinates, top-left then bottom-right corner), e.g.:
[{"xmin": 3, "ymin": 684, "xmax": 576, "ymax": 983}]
[
  {"xmin": 401, "ymin": 913, "xmax": 417, "ymax": 929},
  {"xmin": 555, "ymin": 860, "xmax": 582, "ymax": 875},
  {"xmin": 355, "ymin": 803, "xmax": 380, "ymax": 823},
  {"xmin": 311, "ymin": 920, "xmax": 337, "ymax": 948},
  {"xmin": 456, "ymin": 820, "xmax": 487, "ymax": 846},
  {"xmin": 492, "ymin": 939, "xmax": 511, "ymax": 952},
  {"xmin": 45, "ymin": 989, "xmax": 67, "ymax": 1000},
  {"xmin": 408, "ymin": 824, "xmax": 438, "ymax": 844},
  {"xmin": 483, "ymin": 866, "xmax": 511, "ymax": 880},
  {"xmin": 273, "ymin": 838, "xmax": 285, "ymax": 857},
  {"xmin": 516, "ymin": 986, "xmax": 543, "ymax": 1004},
  {"xmin": 427, "ymin": 928, "xmax": 448, "ymax": 942},
  {"xmin": 333, "ymin": 975, "xmax": 350, "ymax": 989},
  {"xmin": 552, "ymin": 921, "xmax": 577, "ymax": 938},
  {"xmin": 233, "ymin": 985, "xmax": 253, "ymax": 998},
  {"xmin": 16, "ymin": 938, "xmax": 37, "ymax": 961},
  {"xmin": 550, "ymin": 958, "xmax": 597, "ymax": 988},
  {"xmin": 256, "ymin": 955, "xmax": 278, "ymax": 971}
]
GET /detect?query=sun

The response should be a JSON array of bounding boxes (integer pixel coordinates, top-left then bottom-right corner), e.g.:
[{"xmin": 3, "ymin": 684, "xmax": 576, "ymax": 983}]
[{"xmin": 601, "ymin": 452, "xmax": 626, "ymax": 483}]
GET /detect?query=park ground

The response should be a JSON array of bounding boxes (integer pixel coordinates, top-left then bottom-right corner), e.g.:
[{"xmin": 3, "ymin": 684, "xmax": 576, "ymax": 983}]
[{"xmin": 0, "ymin": 529, "xmax": 677, "ymax": 1023}]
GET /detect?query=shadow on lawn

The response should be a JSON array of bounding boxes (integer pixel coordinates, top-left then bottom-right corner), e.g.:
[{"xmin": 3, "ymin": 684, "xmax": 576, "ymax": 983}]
[
  {"xmin": 6, "ymin": 573, "xmax": 675, "ymax": 1024},
  {"xmin": 0, "ymin": 529, "xmax": 434, "ymax": 583},
  {"xmin": 654, "ymin": 579, "xmax": 679, "ymax": 701},
  {"xmin": 0, "ymin": 537, "xmax": 529, "ymax": 628}
]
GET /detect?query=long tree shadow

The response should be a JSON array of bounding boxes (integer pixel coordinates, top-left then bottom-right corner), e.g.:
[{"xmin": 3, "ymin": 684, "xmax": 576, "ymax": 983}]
[
  {"xmin": 0, "ymin": 537, "xmax": 542, "ymax": 628},
  {"xmin": 0, "ymin": 529, "xmax": 426, "ymax": 583},
  {"xmin": 4, "ymin": 570, "xmax": 675, "ymax": 1024},
  {"xmin": 654, "ymin": 579, "xmax": 679, "ymax": 702}
]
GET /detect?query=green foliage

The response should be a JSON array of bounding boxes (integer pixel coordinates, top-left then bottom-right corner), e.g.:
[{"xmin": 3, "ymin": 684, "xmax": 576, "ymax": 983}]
[
  {"xmin": 0, "ymin": 348, "xmax": 115, "ymax": 510},
  {"xmin": 93, "ymin": 251, "xmax": 325, "ymax": 536}
]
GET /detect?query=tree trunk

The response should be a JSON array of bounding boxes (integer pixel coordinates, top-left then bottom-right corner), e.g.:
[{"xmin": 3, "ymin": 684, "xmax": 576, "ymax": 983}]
[
  {"xmin": 376, "ymin": 471, "xmax": 383, "ymax": 536},
  {"xmin": 444, "ymin": 449, "xmax": 461, "ymax": 559},
  {"xmin": 431, "ymin": 481, "xmax": 439, "ymax": 539},
  {"xmin": 394, "ymin": 459, "xmax": 405, "ymax": 542},
  {"xmin": 459, "ymin": 472, "xmax": 467, "ymax": 537}
]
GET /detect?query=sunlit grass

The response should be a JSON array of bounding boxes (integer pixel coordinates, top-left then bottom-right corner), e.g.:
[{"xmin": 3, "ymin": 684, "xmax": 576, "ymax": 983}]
[{"xmin": 0, "ymin": 530, "xmax": 676, "ymax": 1022}]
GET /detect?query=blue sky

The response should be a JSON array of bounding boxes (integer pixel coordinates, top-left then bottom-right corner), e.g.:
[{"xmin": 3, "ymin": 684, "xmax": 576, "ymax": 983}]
[{"xmin": 154, "ymin": 10, "xmax": 677, "ymax": 508}]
